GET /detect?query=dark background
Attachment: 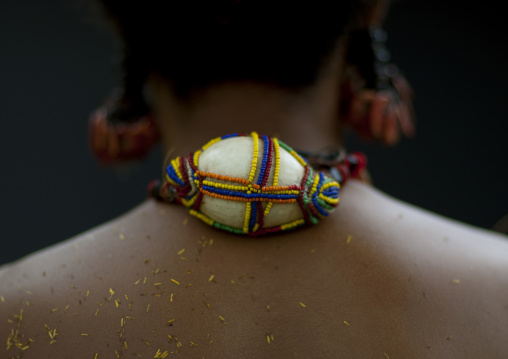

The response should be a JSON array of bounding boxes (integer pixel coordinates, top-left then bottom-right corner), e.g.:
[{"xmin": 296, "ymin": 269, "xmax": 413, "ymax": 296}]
[{"xmin": 1, "ymin": 1, "xmax": 507, "ymax": 265}]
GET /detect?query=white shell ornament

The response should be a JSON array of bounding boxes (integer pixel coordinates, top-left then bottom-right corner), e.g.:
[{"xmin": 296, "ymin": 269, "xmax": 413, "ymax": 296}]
[{"xmin": 152, "ymin": 132, "xmax": 356, "ymax": 236}]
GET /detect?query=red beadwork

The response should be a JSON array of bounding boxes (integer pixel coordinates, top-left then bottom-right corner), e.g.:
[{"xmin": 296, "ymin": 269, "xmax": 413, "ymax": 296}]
[{"xmin": 89, "ymin": 107, "xmax": 159, "ymax": 164}]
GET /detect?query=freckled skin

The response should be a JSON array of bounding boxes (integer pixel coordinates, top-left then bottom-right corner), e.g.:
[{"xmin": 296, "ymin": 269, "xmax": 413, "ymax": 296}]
[{"xmin": 1, "ymin": 181, "xmax": 508, "ymax": 358}]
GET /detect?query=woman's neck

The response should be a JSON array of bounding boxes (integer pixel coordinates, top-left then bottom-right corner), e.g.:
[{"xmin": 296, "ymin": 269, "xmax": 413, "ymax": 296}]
[{"xmin": 146, "ymin": 51, "xmax": 345, "ymax": 156}]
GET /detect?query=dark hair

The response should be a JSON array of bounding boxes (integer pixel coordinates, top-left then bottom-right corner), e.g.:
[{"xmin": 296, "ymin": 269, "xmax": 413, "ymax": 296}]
[{"xmin": 98, "ymin": 1, "xmax": 374, "ymax": 102}]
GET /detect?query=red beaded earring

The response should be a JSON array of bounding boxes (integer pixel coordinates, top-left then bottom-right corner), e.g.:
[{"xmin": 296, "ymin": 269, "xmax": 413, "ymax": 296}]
[
  {"xmin": 88, "ymin": 90, "xmax": 159, "ymax": 164},
  {"xmin": 340, "ymin": 27, "xmax": 415, "ymax": 146}
]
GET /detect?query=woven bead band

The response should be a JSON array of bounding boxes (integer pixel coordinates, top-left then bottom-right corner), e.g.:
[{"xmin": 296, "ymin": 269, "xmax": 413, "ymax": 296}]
[{"xmin": 149, "ymin": 132, "xmax": 365, "ymax": 236}]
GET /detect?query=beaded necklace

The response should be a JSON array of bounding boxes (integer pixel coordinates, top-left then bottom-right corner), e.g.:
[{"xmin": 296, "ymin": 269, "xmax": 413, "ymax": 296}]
[{"xmin": 149, "ymin": 132, "xmax": 366, "ymax": 236}]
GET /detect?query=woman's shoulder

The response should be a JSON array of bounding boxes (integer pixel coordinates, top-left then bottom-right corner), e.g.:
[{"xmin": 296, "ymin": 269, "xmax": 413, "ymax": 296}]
[
  {"xmin": 324, "ymin": 180, "xmax": 508, "ymax": 356},
  {"xmin": 0, "ymin": 199, "xmax": 208, "ymax": 357},
  {"xmin": 339, "ymin": 180, "xmax": 508, "ymax": 289}
]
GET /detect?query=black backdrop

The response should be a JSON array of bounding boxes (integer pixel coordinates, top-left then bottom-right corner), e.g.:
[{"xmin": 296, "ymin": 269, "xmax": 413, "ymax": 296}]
[{"xmin": 1, "ymin": 1, "xmax": 507, "ymax": 265}]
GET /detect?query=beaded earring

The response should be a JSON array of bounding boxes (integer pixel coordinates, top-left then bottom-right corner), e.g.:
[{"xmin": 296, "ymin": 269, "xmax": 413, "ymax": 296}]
[
  {"xmin": 88, "ymin": 89, "xmax": 159, "ymax": 164},
  {"xmin": 340, "ymin": 26, "xmax": 415, "ymax": 146}
]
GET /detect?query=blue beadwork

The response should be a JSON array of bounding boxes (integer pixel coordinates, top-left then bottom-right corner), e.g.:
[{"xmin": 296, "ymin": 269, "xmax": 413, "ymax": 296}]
[
  {"xmin": 249, "ymin": 202, "xmax": 257, "ymax": 232},
  {"xmin": 167, "ymin": 165, "xmax": 186, "ymax": 187},
  {"xmin": 221, "ymin": 133, "xmax": 240, "ymax": 140},
  {"xmin": 312, "ymin": 173, "xmax": 329, "ymax": 216},
  {"xmin": 257, "ymin": 135, "xmax": 270, "ymax": 186},
  {"xmin": 201, "ymin": 185, "xmax": 298, "ymax": 200}
]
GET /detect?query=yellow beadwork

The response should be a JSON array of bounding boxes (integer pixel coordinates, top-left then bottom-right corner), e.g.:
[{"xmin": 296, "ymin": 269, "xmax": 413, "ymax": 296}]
[
  {"xmin": 321, "ymin": 181, "xmax": 340, "ymax": 190},
  {"xmin": 165, "ymin": 173, "xmax": 179, "ymax": 187},
  {"xmin": 201, "ymin": 190, "xmax": 297, "ymax": 204},
  {"xmin": 263, "ymin": 137, "xmax": 281, "ymax": 217},
  {"xmin": 196, "ymin": 171, "xmax": 249, "ymax": 185},
  {"xmin": 171, "ymin": 158, "xmax": 183, "ymax": 181},
  {"xmin": 318, "ymin": 193, "xmax": 339, "ymax": 204},
  {"xmin": 189, "ymin": 209, "xmax": 214, "ymax": 226},
  {"xmin": 193, "ymin": 150, "xmax": 202, "ymax": 167},
  {"xmin": 289, "ymin": 150, "xmax": 307, "ymax": 167},
  {"xmin": 202, "ymin": 137, "xmax": 222, "ymax": 150},
  {"xmin": 309, "ymin": 172, "xmax": 320, "ymax": 197},
  {"xmin": 273, "ymin": 138, "xmax": 281, "ymax": 186},
  {"xmin": 243, "ymin": 202, "xmax": 252, "ymax": 233},
  {"xmin": 280, "ymin": 218, "xmax": 305, "ymax": 231},
  {"xmin": 248, "ymin": 132, "xmax": 259, "ymax": 184},
  {"xmin": 318, "ymin": 181, "xmax": 340, "ymax": 204},
  {"xmin": 180, "ymin": 193, "xmax": 199, "ymax": 207},
  {"xmin": 202, "ymin": 180, "xmax": 250, "ymax": 192},
  {"xmin": 200, "ymin": 179, "xmax": 302, "ymax": 196}
]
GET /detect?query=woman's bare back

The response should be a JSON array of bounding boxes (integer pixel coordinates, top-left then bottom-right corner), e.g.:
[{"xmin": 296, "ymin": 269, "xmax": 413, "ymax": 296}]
[{"xmin": 2, "ymin": 180, "xmax": 507, "ymax": 358}]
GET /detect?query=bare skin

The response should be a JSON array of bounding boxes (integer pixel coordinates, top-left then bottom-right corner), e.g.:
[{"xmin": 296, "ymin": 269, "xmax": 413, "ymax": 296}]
[
  {"xmin": 2, "ymin": 47, "xmax": 508, "ymax": 358},
  {"xmin": 1, "ymin": 181, "xmax": 508, "ymax": 358}
]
